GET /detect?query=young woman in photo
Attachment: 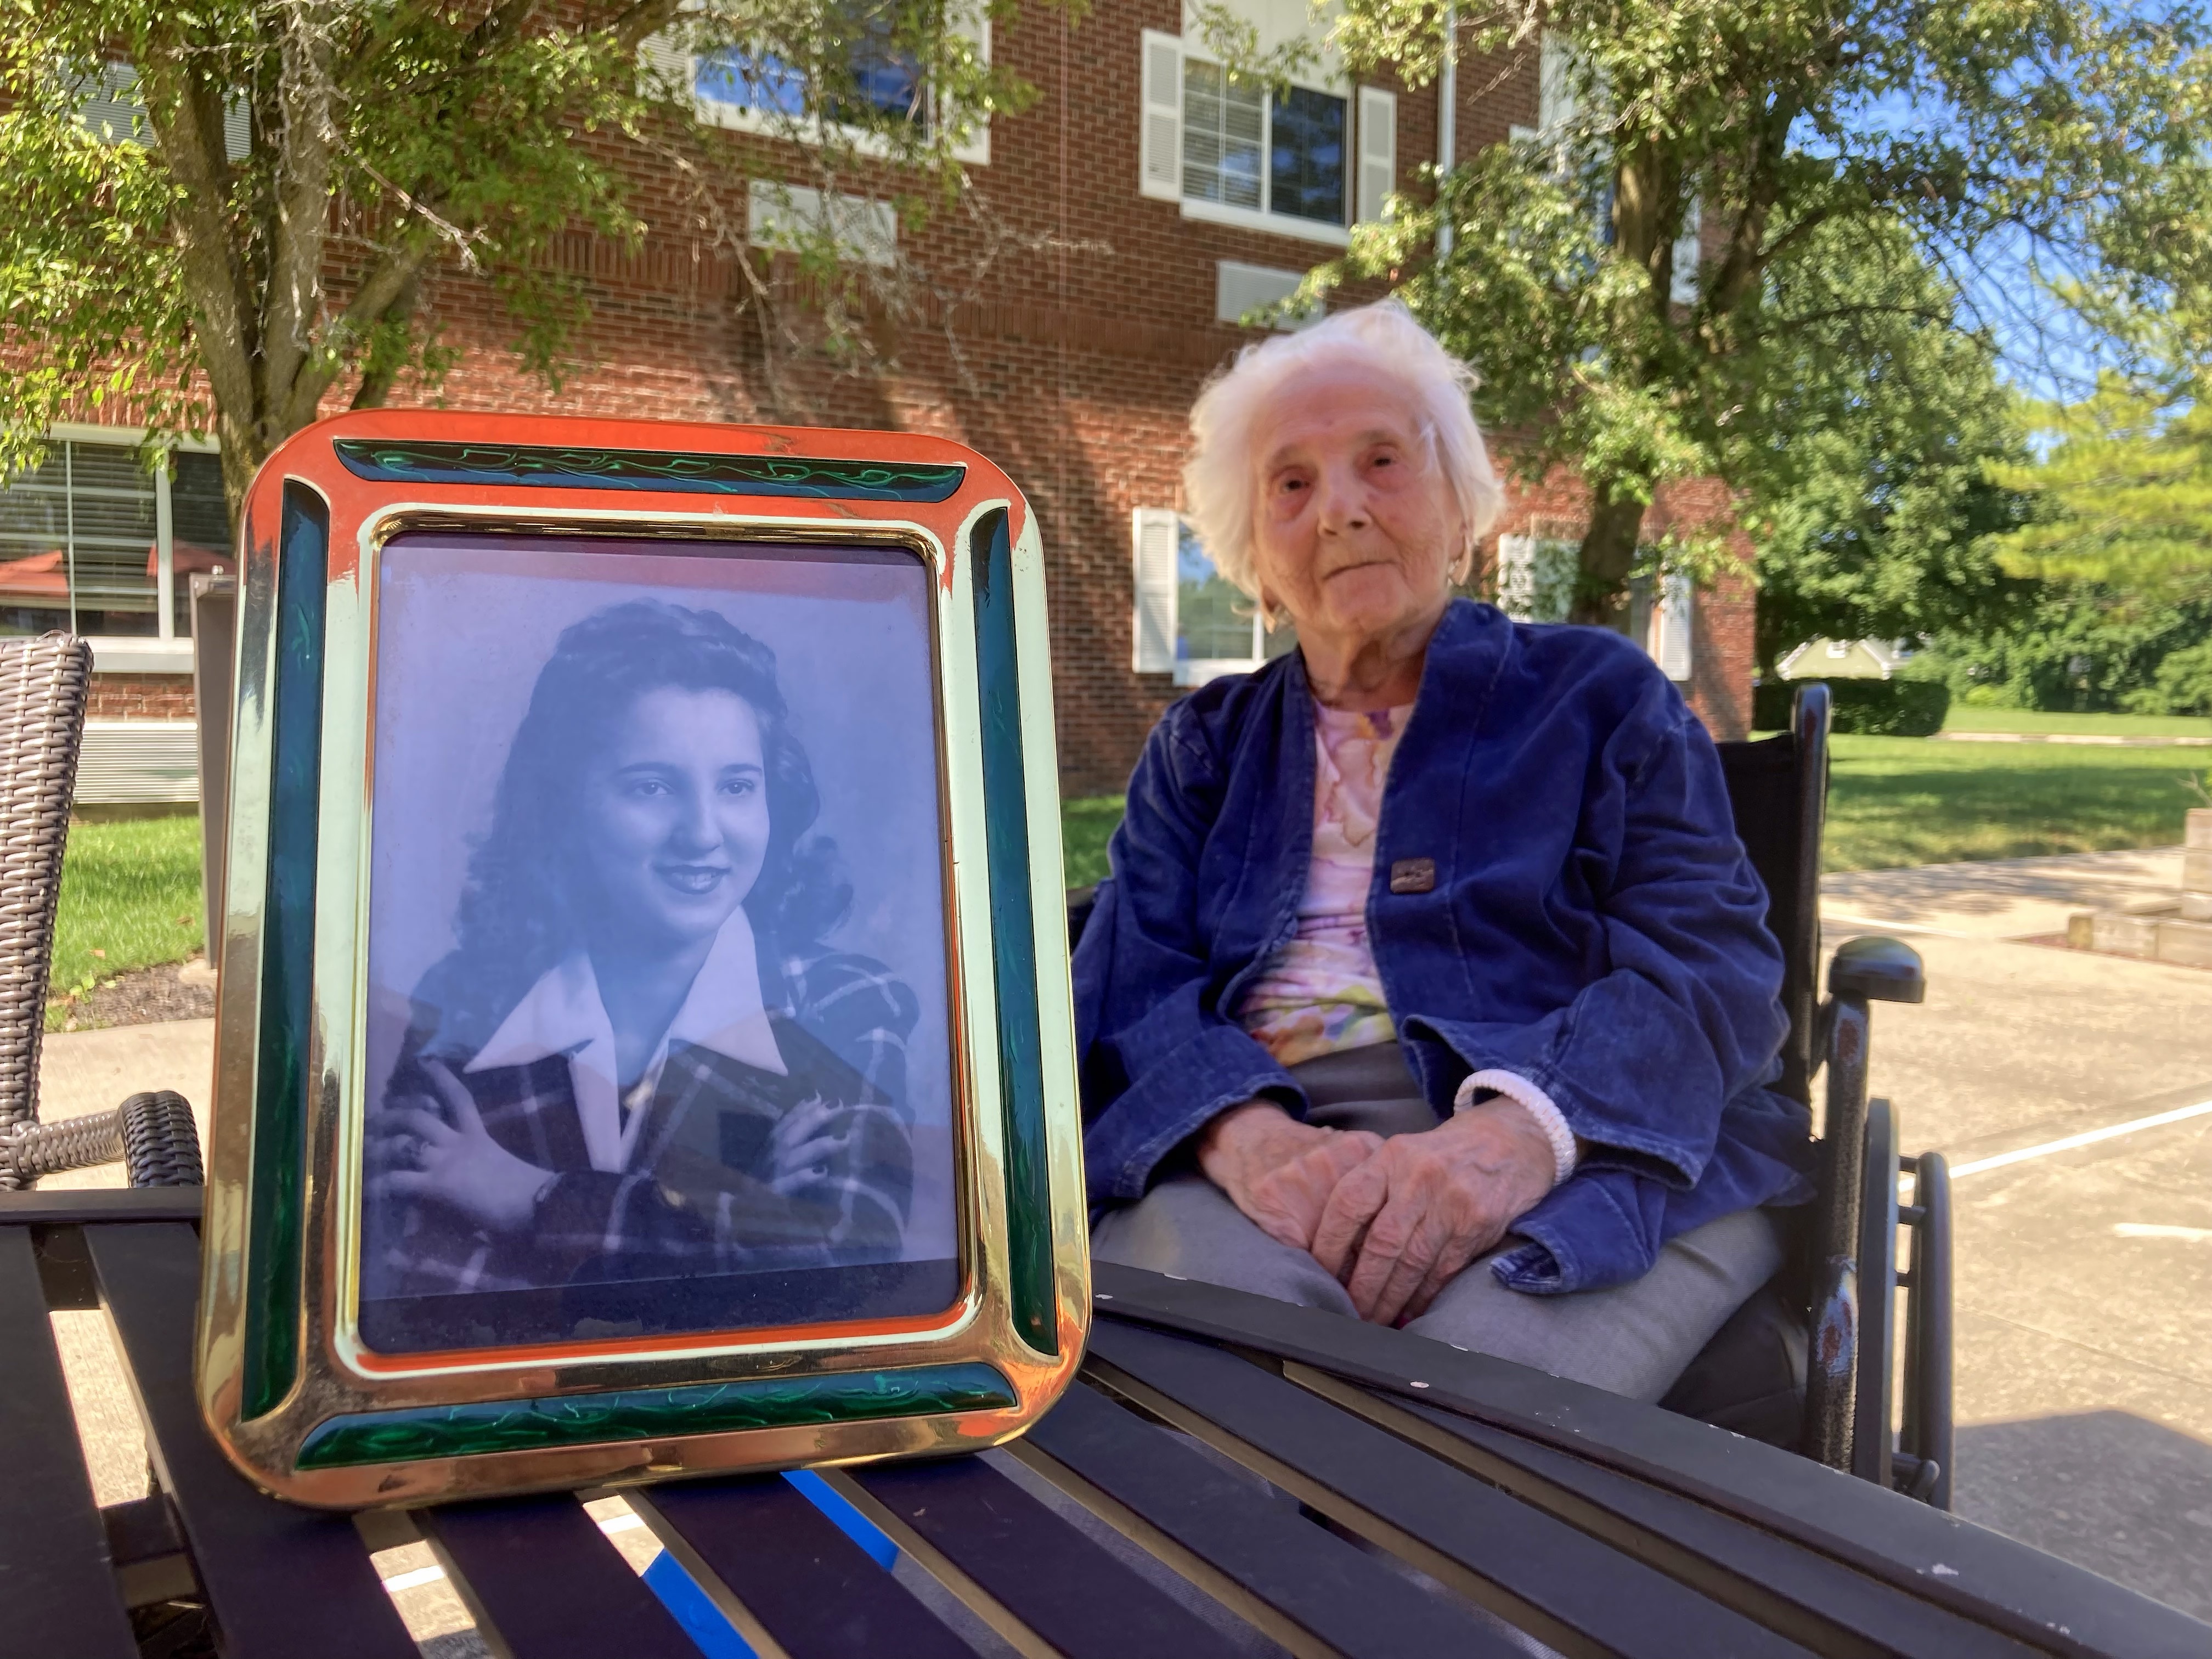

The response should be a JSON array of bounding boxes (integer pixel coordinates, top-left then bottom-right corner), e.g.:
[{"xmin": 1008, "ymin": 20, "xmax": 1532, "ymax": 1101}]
[{"xmin": 363, "ymin": 599, "xmax": 921, "ymax": 1338}]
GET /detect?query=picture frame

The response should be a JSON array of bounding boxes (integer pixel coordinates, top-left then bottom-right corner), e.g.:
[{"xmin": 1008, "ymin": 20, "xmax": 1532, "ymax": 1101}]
[{"xmin": 194, "ymin": 412, "xmax": 1088, "ymax": 1508}]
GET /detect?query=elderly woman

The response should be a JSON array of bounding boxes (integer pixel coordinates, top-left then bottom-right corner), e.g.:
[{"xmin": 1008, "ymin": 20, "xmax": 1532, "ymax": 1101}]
[{"xmin": 1075, "ymin": 301, "xmax": 1814, "ymax": 1402}]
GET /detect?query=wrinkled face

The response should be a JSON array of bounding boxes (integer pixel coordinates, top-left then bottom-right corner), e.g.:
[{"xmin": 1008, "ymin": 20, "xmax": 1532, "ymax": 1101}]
[
  {"xmin": 574, "ymin": 686, "xmax": 771, "ymax": 951},
  {"xmin": 1247, "ymin": 360, "xmax": 1464, "ymax": 649}
]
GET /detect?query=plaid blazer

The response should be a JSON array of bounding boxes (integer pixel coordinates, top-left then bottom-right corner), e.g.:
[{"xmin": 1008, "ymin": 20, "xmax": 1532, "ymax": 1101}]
[{"xmin": 370, "ymin": 949, "xmax": 921, "ymax": 1301}]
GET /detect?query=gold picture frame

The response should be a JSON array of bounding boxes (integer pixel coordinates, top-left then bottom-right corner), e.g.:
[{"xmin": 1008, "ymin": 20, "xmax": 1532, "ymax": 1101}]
[{"xmin": 194, "ymin": 413, "xmax": 1088, "ymax": 1508}]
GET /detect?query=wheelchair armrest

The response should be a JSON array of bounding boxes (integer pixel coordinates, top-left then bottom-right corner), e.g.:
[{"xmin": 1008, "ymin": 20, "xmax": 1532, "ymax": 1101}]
[{"xmin": 1829, "ymin": 935, "xmax": 1925, "ymax": 1005}]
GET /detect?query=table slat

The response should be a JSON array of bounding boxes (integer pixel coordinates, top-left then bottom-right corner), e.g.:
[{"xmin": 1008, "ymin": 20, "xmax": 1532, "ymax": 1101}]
[
  {"xmin": 1089, "ymin": 1318, "xmax": 1809, "ymax": 1659},
  {"xmin": 1025, "ymin": 1378, "xmax": 1523, "ymax": 1659},
  {"xmin": 424, "ymin": 1493, "xmax": 704, "ymax": 1659},
  {"xmin": 1093, "ymin": 1263, "xmax": 2212, "ymax": 1659},
  {"xmin": 84, "ymin": 1222, "xmax": 419, "ymax": 1659},
  {"xmin": 641, "ymin": 1474, "xmax": 978, "ymax": 1659},
  {"xmin": 0, "ymin": 1228, "xmax": 138, "ymax": 1658},
  {"xmin": 854, "ymin": 1454, "xmax": 1258, "ymax": 1659},
  {"xmin": 1372, "ymin": 1384, "xmax": 2044, "ymax": 1659}
]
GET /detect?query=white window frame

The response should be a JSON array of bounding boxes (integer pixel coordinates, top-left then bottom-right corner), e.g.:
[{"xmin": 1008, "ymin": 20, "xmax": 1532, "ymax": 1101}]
[
  {"xmin": 1141, "ymin": 28, "xmax": 1393, "ymax": 249},
  {"xmin": 8, "ymin": 423, "xmax": 222, "ymax": 671},
  {"xmin": 1131, "ymin": 508, "xmax": 1274, "ymax": 685},
  {"xmin": 678, "ymin": 12, "xmax": 992, "ymax": 167}
]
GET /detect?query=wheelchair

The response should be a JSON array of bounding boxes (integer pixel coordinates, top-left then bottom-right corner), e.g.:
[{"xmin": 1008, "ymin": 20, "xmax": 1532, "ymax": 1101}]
[{"xmin": 1068, "ymin": 681, "xmax": 1954, "ymax": 1508}]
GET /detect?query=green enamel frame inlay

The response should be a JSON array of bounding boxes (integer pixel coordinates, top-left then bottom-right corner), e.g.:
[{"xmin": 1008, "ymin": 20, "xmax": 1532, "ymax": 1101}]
[
  {"xmin": 970, "ymin": 510, "xmax": 1056, "ymax": 1355},
  {"xmin": 331, "ymin": 438, "xmax": 966, "ymax": 503},
  {"xmin": 295, "ymin": 1363, "xmax": 1017, "ymax": 1469},
  {"xmin": 243, "ymin": 483, "xmax": 329, "ymax": 1419}
]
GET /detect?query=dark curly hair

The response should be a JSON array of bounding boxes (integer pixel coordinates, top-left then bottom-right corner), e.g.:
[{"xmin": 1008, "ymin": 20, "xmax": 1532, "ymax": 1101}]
[{"xmin": 428, "ymin": 600, "xmax": 851, "ymax": 1038}]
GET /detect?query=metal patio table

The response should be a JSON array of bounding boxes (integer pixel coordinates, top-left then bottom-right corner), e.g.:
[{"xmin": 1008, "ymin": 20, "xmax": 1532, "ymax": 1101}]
[{"xmin": 8, "ymin": 1188, "xmax": 2207, "ymax": 1659}]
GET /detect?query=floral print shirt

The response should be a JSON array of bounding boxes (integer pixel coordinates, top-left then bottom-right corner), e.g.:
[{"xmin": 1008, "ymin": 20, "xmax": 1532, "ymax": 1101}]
[{"xmin": 1238, "ymin": 702, "xmax": 1412, "ymax": 1066}]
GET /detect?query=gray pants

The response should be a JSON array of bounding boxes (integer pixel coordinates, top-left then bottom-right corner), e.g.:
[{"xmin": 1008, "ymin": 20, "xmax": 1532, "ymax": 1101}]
[{"xmin": 1092, "ymin": 1043, "xmax": 1783, "ymax": 1402}]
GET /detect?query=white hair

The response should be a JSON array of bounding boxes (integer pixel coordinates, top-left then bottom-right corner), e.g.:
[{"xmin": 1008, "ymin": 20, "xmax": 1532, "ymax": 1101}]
[{"xmin": 1181, "ymin": 298, "xmax": 1504, "ymax": 601}]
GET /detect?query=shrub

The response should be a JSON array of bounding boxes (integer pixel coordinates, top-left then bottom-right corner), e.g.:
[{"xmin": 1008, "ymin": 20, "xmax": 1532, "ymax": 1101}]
[
  {"xmin": 2120, "ymin": 639, "xmax": 2212, "ymax": 716},
  {"xmin": 1753, "ymin": 678, "xmax": 1953, "ymax": 736}
]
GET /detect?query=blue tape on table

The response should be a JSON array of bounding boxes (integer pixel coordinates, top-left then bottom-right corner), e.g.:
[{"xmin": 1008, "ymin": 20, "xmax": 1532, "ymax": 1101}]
[
  {"xmin": 784, "ymin": 1469, "xmax": 901, "ymax": 1570},
  {"xmin": 641, "ymin": 1553, "xmax": 753, "ymax": 1659}
]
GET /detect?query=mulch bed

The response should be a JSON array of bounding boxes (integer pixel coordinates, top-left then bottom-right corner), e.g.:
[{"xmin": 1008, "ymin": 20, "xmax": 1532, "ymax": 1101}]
[{"xmin": 50, "ymin": 961, "xmax": 217, "ymax": 1032}]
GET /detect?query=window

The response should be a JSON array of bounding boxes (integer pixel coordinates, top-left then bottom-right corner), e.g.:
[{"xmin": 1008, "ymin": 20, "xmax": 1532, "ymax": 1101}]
[
  {"xmin": 75, "ymin": 61, "xmax": 250, "ymax": 157},
  {"xmin": 747, "ymin": 180, "xmax": 899, "ymax": 267},
  {"xmin": 1626, "ymin": 572, "xmax": 1696, "ymax": 680},
  {"xmin": 1215, "ymin": 261, "xmax": 1319, "ymax": 329},
  {"xmin": 1139, "ymin": 29, "xmax": 1393, "ymax": 247},
  {"xmin": 1493, "ymin": 533, "xmax": 1578, "ymax": 623},
  {"xmin": 681, "ymin": 7, "xmax": 990, "ymax": 165},
  {"xmin": 1131, "ymin": 509, "xmax": 1294, "ymax": 685},
  {"xmin": 1269, "ymin": 85, "xmax": 1346, "ymax": 223},
  {"xmin": 0, "ymin": 432, "xmax": 232, "ymax": 643},
  {"xmin": 1181, "ymin": 60, "xmax": 1264, "ymax": 212},
  {"xmin": 1516, "ymin": 35, "xmax": 1701, "ymax": 303}
]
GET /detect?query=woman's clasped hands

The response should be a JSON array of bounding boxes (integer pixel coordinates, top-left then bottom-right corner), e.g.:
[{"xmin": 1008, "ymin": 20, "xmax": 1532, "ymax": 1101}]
[
  {"xmin": 368, "ymin": 1058, "xmax": 557, "ymax": 1234},
  {"xmin": 1196, "ymin": 1096, "xmax": 1557, "ymax": 1328}
]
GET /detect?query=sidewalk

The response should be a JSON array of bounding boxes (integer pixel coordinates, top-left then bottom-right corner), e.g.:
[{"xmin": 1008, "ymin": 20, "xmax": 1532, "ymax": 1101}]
[{"xmin": 1821, "ymin": 845, "xmax": 2187, "ymax": 939}]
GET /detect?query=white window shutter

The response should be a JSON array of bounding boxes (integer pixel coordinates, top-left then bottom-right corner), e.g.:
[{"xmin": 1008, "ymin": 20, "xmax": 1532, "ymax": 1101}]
[
  {"xmin": 1355, "ymin": 87, "xmax": 1396, "ymax": 224},
  {"xmin": 1671, "ymin": 197, "xmax": 1702, "ymax": 306},
  {"xmin": 1140, "ymin": 30, "xmax": 1183, "ymax": 202},
  {"xmin": 1657, "ymin": 573, "xmax": 1695, "ymax": 680},
  {"xmin": 1131, "ymin": 508, "xmax": 1180, "ymax": 672},
  {"xmin": 1538, "ymin": 32, "xmax": 1576, "ymax": 133},
  {"xmin": 637, "ymin": 31, "xmax": 693, "ymax": 94}
]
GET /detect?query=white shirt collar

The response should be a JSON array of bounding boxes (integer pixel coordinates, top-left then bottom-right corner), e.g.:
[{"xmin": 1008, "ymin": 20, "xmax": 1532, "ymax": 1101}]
[{"xmin": 466, "ymin": 905, "xmax": 786, "ymax": 1172}]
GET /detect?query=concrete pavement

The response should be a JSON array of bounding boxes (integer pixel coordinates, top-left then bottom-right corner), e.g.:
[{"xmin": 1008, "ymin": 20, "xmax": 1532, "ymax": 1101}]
[
  {"xmin": 1827, "ymin": 850, "xmax": 2212, "ymax": 1621},
  {"xmin": 1822, "ymin": 845, "xmax": 2188, "ymax": 940}
]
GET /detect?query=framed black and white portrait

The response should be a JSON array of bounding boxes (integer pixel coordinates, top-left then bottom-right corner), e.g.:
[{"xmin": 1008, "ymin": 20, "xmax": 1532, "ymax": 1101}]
[{"xmin": 195, "ymin": 416, "xmax": 1087, "ymax": 1508}]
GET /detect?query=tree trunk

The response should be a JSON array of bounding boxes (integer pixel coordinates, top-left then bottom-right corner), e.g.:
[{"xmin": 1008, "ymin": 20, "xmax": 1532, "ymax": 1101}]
[{"xmin": 1570, "ymin": 490, "xmax": 1646, "ymax": 627}]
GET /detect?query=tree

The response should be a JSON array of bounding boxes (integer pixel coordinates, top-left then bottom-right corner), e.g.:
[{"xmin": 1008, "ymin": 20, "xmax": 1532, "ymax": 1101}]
[
  {"xmin": 1321, "ymin": 0, "xmax": 2212, "ymax": 624},
  {"xmin": 1921, "ymin": 577, "xmax": 2212, "ymax": 713},
  {"xmin": 0, "ymin": 0, "xmax": 1037, "ymax": 514},
  {"xmin": 1731, "ymin": 222, "xmax": 2035, "ymax": 673},
  {"xmin": 1983, "ymin": 373, "xmax": 2212, "ymax": 592}
]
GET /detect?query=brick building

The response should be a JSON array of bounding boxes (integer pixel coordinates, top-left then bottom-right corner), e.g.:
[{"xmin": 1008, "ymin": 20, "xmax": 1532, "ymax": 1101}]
[{"xmin": 2, "ymin": 0, "xmax": 1754, "ymax": 803}]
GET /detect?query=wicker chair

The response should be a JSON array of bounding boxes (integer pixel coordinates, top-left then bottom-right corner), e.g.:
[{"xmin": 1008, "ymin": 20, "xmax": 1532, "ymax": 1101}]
[{"xmin": 0, "ymin": 634, "xmax": 201, "ymax": 1191}]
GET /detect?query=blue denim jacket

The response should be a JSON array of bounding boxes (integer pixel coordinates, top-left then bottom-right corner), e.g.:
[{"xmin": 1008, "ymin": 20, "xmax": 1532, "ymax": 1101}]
[{"xmin": 1073, "ymin": 600, "xmax": 1815, "ymax": 1296}]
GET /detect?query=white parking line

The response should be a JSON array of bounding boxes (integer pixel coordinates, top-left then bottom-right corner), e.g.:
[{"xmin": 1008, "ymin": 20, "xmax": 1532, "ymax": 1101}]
[
  {"xmin": 1949, "ymin": 1099, "xmax": 2212, "ymax": 1178},
  {"xmin": 2113, "ymin": 1223, "xmax": 2212, "ymax": 1243}
]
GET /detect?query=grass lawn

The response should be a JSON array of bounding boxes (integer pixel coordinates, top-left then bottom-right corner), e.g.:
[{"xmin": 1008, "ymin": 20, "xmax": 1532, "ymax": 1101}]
[
  {"xmin": 1821, "ymin": 735, "xmax": 2206, "ymax": 870},
  {"xmin": 1937, "ymin": 707, "xmax": 2212, "ymax": 740},
  {"xmin": 1058, "ymin": 737, "xmax": 2209, "ymax": 882},
  {"xmin": 50, "ymin": 814, "xmax": 204, "ymax": 1007}
]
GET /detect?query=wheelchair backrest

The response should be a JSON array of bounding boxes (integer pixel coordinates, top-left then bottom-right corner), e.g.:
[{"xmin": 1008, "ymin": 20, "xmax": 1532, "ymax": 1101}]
[{"xmin": 1713, "ymin": 683, "xmax": 1832, "ymax": 1107}]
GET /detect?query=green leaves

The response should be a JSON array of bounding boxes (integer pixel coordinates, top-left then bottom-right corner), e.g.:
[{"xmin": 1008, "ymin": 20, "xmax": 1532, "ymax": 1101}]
[
  {"xmin": 1985, "ymin": 376, "xmax": 2212, "ymax": 591},
  {"xmin": 0, "ymin": 0, "xmax": 1048, "ymax": 501},
  {"xmin": 1323, "ymin": 0, "xmax": 2212, "ymax": 620}
]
